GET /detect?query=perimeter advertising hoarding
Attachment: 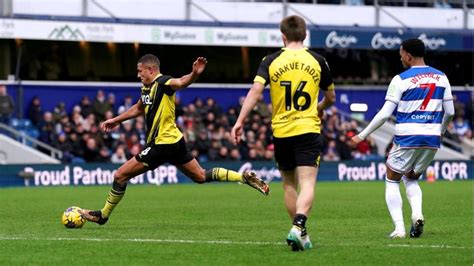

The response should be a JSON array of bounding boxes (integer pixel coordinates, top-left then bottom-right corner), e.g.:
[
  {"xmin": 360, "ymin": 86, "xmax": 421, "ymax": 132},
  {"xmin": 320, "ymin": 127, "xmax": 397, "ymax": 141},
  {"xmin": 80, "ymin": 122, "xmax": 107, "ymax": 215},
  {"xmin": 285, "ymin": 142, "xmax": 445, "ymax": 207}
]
[
  {"xmin": 0, "ymin": 18, "xmax": 310, "ymax": 47},
  {"xmin": 311, "ymin": 28, "xmax": 473, "ymax": 51},
  {"xmin": 0, "ymin": 160, "xmax": 471, "ymax": 187}
]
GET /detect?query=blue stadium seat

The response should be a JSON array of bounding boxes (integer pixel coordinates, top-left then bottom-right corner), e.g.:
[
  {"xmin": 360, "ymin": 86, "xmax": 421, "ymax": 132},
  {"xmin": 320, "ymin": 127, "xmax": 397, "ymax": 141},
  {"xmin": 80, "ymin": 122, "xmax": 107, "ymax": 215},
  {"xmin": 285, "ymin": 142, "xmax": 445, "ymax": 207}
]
[
  {"xmin": 27, "ymin": 128, "xmax": 40, "ymax": 139},
  {"xmin": 21, "ymin": 119, "xmax": 32, "ymax": 129},
  {"xmin": 9, "ymin": 118, "xmax": 20, "ymax": 128}
]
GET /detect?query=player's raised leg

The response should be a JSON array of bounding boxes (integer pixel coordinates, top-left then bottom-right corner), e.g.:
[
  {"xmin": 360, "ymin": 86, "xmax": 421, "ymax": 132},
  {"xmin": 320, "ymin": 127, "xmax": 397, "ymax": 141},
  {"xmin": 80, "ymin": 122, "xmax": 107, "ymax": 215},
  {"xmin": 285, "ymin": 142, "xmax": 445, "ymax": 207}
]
[
  {"xmin": 81, "ymin": 156, "xmax": 148, "ymax": 225},
  {"xmin": 177, "ymin": 158, "xmax": 270, "ymax": 195}
]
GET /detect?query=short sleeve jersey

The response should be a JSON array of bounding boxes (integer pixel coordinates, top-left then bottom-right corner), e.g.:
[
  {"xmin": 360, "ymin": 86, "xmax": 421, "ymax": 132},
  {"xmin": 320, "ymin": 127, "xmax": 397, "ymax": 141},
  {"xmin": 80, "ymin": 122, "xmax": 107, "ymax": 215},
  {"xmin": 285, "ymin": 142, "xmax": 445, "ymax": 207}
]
[
  {"xmin": 385, "ymin": 66, "xmax": 453, "ymax": 148},
  {"xmin": 140, "ymin": 74, "xmax": 183, "ymax": 145},
  {"xmin": 254, "ymin": 48, "xmax": 334, "ymax": 138}
]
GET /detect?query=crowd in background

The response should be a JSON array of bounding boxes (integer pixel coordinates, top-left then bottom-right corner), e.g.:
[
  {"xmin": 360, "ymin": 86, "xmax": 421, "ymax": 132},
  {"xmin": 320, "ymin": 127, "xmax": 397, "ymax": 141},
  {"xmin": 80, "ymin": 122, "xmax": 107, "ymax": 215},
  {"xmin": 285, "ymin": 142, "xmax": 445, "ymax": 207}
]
[{"xmin": 0, "ymin": 86, "xmax": 472, "ymax": 163}]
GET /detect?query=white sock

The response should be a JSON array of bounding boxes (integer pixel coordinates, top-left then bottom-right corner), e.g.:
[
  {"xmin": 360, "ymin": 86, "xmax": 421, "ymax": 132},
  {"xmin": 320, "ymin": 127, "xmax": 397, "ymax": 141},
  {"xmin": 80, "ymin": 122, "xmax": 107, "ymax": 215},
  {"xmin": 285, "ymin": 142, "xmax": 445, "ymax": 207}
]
[
  {"xmin": 403, "ymin": 177, "xmax": 423, "ymax": 221},
  {"xmin": 385, "ymin": 179, "xmax": 405, "ymax": 231}
]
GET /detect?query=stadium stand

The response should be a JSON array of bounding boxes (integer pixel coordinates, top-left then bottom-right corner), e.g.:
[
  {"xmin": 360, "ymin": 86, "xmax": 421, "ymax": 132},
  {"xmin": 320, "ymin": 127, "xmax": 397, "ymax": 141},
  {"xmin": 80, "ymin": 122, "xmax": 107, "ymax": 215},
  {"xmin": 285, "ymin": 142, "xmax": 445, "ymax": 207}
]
[{"xmin": 0, "ymin": 0, "xmax": 472, "ymax": 163}]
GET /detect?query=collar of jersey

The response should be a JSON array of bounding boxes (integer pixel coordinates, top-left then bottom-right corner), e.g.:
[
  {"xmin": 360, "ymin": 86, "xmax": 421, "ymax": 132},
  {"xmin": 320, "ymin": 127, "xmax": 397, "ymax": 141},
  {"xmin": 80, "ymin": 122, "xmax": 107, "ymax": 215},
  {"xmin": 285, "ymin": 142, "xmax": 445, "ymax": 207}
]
[
  {"xmin": 143, "ymin": 74, "xmax": 163, "ymax": 89},
  {"xmin": 282, "ymin": 47, "xmax": 307, "ymax": 51},
  {"xmin": 152, "ymin": 73, "xmax": 163, "ymax": 82}
]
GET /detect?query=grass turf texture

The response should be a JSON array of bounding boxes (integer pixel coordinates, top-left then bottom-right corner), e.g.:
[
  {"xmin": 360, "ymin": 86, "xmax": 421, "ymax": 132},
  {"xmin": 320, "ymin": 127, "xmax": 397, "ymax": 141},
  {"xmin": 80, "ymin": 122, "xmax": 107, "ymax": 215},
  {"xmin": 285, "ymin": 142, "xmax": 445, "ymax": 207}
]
[{"xmin": 0, "ymin": 181, "xmax": 472, "ymax": 265}]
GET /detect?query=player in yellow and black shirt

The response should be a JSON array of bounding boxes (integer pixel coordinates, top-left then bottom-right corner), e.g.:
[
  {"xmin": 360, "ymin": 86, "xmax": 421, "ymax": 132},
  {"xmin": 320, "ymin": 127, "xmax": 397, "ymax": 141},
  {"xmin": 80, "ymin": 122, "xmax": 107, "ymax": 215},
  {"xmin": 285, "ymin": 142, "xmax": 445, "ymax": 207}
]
[
  {"xmin": 80, "ymin": 54, "xmax": 269, "ymax": 226},
  {"xmin": 232, "ymin": 15, "xmax": 335, "ymax": 251}
]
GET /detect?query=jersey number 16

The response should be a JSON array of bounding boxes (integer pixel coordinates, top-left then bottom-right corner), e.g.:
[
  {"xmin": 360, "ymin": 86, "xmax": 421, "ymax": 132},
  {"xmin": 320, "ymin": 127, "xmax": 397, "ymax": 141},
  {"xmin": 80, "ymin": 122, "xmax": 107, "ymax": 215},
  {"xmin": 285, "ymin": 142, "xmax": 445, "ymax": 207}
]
[{"xmin": 281, "ymin": 80, "xmax": 311, "ymax": 111}]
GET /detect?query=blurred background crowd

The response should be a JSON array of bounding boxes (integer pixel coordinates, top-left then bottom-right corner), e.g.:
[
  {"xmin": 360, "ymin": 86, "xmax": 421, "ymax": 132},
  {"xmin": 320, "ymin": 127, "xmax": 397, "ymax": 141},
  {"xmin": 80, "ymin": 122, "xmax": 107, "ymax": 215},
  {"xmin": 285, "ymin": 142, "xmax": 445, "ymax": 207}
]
[{"xmin": 1, "ymin": 85, "xmax": 471, "ymax": 164}]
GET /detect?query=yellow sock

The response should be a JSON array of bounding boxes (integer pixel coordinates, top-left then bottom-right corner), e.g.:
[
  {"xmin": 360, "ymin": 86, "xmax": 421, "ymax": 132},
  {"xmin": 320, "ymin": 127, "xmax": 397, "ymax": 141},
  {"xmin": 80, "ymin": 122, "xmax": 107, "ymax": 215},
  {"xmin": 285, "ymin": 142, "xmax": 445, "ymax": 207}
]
[
  {"xmin": 101, "ymin": 181, "xmax": 127, "ymax": 218},
  {"xmin": 205, "ymin": 168, "xmax": 243, "ymax": 182}
]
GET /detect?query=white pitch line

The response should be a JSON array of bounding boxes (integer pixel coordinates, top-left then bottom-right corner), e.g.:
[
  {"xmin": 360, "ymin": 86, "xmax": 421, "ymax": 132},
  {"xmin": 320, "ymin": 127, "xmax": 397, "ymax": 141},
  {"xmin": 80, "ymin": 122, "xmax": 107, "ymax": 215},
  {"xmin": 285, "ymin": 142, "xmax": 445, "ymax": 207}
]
[{"xmin": 0, "ymin": 236, "xmax": 471, "ymax": 250}]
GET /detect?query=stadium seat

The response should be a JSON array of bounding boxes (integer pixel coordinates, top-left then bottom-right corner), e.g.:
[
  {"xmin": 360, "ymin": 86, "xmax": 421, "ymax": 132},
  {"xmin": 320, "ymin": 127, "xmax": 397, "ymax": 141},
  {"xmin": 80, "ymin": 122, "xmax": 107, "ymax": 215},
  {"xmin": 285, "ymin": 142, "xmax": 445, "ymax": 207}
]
[{"xmin": 9, "ymin": 118, "xmax": 20, "ymax": 128}]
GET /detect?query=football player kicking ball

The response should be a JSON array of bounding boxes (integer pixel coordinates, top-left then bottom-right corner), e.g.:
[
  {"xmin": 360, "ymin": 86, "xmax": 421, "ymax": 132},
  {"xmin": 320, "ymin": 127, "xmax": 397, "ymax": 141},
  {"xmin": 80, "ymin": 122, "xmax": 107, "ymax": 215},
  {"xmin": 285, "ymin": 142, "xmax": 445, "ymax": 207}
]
[
  {"xmin": 351, "ymin": 39, "xmax": 455, "ymax": 238},
  {"xmin": 80, "ymin": 54, "xmax": 269, "ymax": 225}
]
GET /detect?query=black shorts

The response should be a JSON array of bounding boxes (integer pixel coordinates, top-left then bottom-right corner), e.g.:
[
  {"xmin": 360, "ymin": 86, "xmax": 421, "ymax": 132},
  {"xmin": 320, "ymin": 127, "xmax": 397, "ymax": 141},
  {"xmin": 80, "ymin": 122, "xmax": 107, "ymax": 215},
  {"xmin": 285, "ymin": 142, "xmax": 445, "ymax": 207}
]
[
  {"xmin": 135, "ymin": 137, "xmax": 194, "ymax": 170},
  {"xmin": 273, "ymin": 133, "xmax": 321, "ymax": 171}
]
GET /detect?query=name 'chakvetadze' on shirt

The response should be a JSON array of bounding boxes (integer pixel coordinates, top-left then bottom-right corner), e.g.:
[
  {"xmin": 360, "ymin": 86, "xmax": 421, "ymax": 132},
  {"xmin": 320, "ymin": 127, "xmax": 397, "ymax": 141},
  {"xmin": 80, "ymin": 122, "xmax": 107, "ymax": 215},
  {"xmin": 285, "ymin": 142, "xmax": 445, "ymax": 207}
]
[{"xmin": 271, "ymin": 62, "xmax": 320, "ymax": 83}]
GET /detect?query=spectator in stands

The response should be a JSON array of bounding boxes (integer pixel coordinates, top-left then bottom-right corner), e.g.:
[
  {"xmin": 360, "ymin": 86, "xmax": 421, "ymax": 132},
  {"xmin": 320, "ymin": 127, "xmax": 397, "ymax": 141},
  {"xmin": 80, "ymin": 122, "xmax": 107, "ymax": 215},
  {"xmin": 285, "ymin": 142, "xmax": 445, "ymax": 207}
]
[
  {"xmin": 194, "ymin": 97, "xmax": 207, "ymax": 117},
  {"xmin": 54, "ymin": 114, "xmax": 70, "ymax": 135},
  {"xmin": 204, "ymin": 97, "xmax": 222, "ymax": 115},
  {"xmin": 453, "ymin": 115, "xmax": 472, "ymax": 140},
  {"xmin": 38, "ymin": 111, "xmax": 55, "ymax": 145},
  {"xmin": 366, "ymin": 136, "xmax": 381, "ymax": 159},
  {"xmin": 107, "ymin": 93, "xmax": 116, "ymax": 115},
  {"xmin": 203, "ymin": 112, "xmax": 216, "ymax": 127},
  {"xmin": 207, "ymin": 140, "xmax": 221, "ymax": 161},
  {"xmin": 68, "ymin": 132, "xmax": 83, "ymax": 158},
  {"xmin": 336, "ymin": 134, "xmax": 353, "ymax": 160},
  {"xmin": 28, "ymin": 96, "xmax": 42, "ymax": 127},
  {"xmin": 263, "ymin": 145, "xmax": 274, "ymax": 161},
  {"xmin": 323, "ymin": 140, "xmax": 341, "ymax": 161},
  {"xmin": 93, "ymin": 90, "xmax": 112, "ymax": 122},
  {"xmin": 89, "ymin": 124, "xmax": 105, "ymax": 147},
  {"xmin": 53, "ymin": 132, "xmax": 73, "ymax": 163},
  {"xmin": 0, "ymin": 85, "xmax": 14, "ymax": 125},
  {"xmin": 254, "ymin": 94, "xmax": 271, "ymax": 118},
  {"xmin": 97, "ymin": 146, "xmax": 111, "ymax": 163},
  {"xmin": 226, "ymin": 107, "xmax": 238, "ymax": 126},
  {"xmin": 453, "ymin": 95, "xmax": 465, "ymax": 117},
  {"xmin": 247, "ymin": 148, "xmax": 262, "ymax": 161},
  {"xmin": 80, "ymin": 96, "xmax": 93, "ymax": 118},
  {"xmin": 195, "ymin": 130, "xmax": 211, "ymax": 159},
  {"xmin": 117, "ymin": 95, "xmax": 133, "ymax": 115},
  {"xmin": 229, "ymin": 148, "xmax": 241, "ymax": 161},
  {"xmin": 128, "ymin": 143, "xmax": 141, "ymax": 157},
  {"xmin": 216, "ymin": 146, "xmax": 230, "ymax": 161},
  {"xmin": 31, "ymin": 88, "xmax": 393, "ymax": 163},
  {"xmin": 111, "ymin": 145, "xmax": 127, "ymax": 164},
  {"xmin": 53, "ymin": 102, "xmax": 67, "ymax": 122},
  {"xmin": 83, "ymin": 138, "xmax": 100, "ymax": 162}
]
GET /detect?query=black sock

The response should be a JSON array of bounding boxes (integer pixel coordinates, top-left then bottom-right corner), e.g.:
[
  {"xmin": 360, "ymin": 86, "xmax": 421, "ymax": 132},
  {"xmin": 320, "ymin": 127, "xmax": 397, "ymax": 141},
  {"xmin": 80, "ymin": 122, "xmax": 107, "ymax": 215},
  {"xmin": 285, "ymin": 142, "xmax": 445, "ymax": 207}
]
[
  {"xmin": 204, "ymin": 169, "xmax": 214, "ymax": 182},
  {"xmin": 112, "ymin": 181, "xmax": 127, "ymax": 192},
  {"xmin": 293, "ymin": 214, "xmax": 307, "ymax": 236}
]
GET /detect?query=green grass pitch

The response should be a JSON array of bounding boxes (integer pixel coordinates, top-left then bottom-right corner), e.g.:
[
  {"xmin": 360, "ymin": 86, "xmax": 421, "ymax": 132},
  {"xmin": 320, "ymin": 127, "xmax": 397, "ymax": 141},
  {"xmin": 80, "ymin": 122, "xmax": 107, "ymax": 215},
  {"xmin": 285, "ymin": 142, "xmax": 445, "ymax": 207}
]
[{"xmin": 0, "ymin": 180, "xmax": 472, "ymax": 265}]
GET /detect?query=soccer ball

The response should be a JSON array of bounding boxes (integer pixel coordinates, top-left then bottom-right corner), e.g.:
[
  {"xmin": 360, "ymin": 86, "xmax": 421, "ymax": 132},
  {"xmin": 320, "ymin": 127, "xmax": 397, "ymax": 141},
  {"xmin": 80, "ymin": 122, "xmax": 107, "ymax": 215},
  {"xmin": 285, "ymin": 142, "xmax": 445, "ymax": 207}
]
[{"xmin": 61, "ymin": 206, "xmax": 86, "ymax": 228}]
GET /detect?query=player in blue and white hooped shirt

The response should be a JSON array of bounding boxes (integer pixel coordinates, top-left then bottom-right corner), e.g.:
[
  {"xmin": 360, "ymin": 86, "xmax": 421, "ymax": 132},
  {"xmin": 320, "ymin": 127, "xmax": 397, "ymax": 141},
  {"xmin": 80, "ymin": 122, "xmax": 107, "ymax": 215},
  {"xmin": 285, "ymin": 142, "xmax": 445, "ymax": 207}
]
[{"xmin": 351, "ymin": 39, "xmax": 455, "ymax": 239}]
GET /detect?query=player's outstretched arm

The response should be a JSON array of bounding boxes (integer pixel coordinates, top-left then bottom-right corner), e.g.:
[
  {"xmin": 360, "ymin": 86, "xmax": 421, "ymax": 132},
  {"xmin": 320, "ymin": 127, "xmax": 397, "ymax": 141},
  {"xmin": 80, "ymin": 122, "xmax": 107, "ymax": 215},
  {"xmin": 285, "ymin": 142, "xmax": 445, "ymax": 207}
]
[
  {"xmin": 231, "ymin": 82, "xmax": 265, "ymax": 145},
  {"xmin": 169, "ymin": 57, "xmax": 208, "ymax": 90},
  {"xmin": 350, "ymin": 101, "xmax": 396, "ymax": 146},
  {"xmin": 101, "ymin": 100, "xmax": 144, "ymax": 132}
]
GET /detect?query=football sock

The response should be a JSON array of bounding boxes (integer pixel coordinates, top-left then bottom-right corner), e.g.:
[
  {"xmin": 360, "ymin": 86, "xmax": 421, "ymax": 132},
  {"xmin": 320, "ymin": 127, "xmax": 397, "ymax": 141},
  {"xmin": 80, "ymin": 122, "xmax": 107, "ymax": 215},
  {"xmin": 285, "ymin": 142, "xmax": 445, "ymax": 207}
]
[
  {"xmin": 101, "ymin": 181, "xmax": 127, "ymax": 218},
  {"xmin": 205, "ymin": 168, "xmax": 242, "ymax": 182},
  {"xmin": 293, "ymin": 214, "xmax": 307, "ymax": 236},
  {"xmin": 403, "ymin": 177, "xmax": 423, "ymax": 220},
  {"xmin": 385, "ymin": 178, "xmax": 405, "ymax": 231}
]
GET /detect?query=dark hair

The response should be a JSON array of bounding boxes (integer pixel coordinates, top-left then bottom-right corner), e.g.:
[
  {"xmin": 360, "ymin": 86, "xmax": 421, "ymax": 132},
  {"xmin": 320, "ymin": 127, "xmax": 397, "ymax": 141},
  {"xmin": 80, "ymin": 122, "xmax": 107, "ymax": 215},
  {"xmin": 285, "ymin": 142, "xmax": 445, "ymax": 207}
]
[
  {"xmin": 138, "ymin": 54, "xmax": 160, "ymax": 68},
  {"xmin": 280, "ymin": 15, "xmax": 306, "ymax": 42},
  {"xmin": 401, "ymin": 39, "xmax": 425, "ymax": 58}
]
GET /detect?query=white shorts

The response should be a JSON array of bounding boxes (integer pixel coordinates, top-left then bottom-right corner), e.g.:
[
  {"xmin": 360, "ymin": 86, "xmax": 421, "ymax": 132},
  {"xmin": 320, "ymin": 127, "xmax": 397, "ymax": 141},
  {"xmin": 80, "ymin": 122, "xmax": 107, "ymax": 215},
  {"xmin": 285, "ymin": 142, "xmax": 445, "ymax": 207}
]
[{"xmin": 386, "ymin": 143, "xmax": 438, "ymax": 174}]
